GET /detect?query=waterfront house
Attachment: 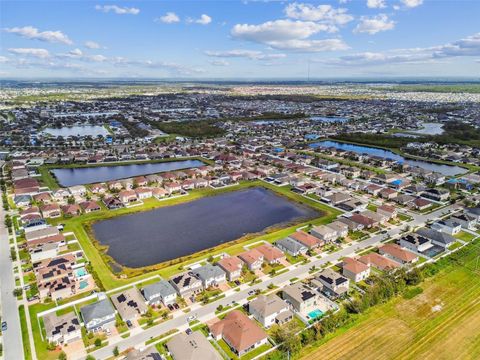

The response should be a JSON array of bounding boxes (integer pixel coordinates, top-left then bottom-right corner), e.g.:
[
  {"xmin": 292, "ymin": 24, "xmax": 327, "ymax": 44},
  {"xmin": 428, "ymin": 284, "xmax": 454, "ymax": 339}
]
[
  {"xmin": 310, "ymin": 225, "xmax": 338, "ymax": 242},
  {"xmin": 68, "ymin": 185, "xmax": 87, "ymax": 197},
  {"xmin": 209, "ymin": 310, "xmax": 268, "ymax": 357},
  {"xmin": 103, "ymin": 196, "xmax": 123, "ymax": 209},
  {"xmin": 249, "ymin": 294, "xmax": 292, "ymax": 328},
  {"xmin": 80, "ymin": 200, "xmax": 101, "ymax": 213},
  {"xmin": 135, "ymin": 187, "xmax": 153, "ymax": 200},
  {"xmin": 111, "ymin": 287, "xmax": 148, "ymax": 322},
  {"xmin": 216, "ymin": 256, "xmax": 243, "ymax": 281},
  {"xmin": 118, "ymin": 190, "xmax": 138, "ymax": 204},
  {"xmin": 192, "ymin": 264, "xmax": 227, "ymax": 288},
  {"xmin": 238, "ymin": 249, "xmax": 264, "ymax": 271},
  {"xmin": 289, "ymin": 231, "xmax": 322, "ymax": 249},
  {"xmin": 142, "ymin": 280, "xmax": 177, "ymax": 306},
  {"xmin": 80, "ymin": 298, "xmax": 116, "ymax": 332},
  {"xmin": 255, "ymin": 243, "xmax": 286, "ymax": 264},
  {"xmin": 169, "ymin": 272, "xmax": 203, "ymax": 298},
  {"xmin": 43, "ymin": 312, "xmax": 81, "ymax": 345},
  {"xmin": 61, "ymin": 204, "xmax": 82, "ymax": 217},
  {"xmin": 33, "ymin": 192, "xmax": 53, "ymax": 204},
  {"xmin": 275, "ymin": 237, "xmax": 307, "ymax": 257}
]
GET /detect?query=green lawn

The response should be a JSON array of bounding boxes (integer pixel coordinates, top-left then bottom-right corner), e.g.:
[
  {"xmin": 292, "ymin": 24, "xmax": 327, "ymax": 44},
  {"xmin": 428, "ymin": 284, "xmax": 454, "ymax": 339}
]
[
  {"xmin": 47, "ymin": 180, "xmax": 341, "ymax": 290},
  {"xmin": 455, "ymin": 230, "xmax": 476, "ymax": 242},
  {"xmin": 18, "ymin": 305, "xmax": 33, "ymax": 360}
]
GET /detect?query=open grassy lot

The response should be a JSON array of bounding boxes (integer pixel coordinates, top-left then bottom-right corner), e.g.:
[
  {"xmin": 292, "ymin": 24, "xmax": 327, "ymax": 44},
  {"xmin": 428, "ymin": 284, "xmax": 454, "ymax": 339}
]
[
  {"xmin": 48, "ymin": 180, "xmax": 341, "ymax": 290},
  {"xmin": 299, "ymin": 242, "xmax": 480, "ymax": 360}
]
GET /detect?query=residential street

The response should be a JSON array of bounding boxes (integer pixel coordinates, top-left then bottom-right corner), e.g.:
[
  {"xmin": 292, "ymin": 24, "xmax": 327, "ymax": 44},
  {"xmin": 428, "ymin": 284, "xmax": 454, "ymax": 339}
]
[
  {"xmin": 88, "ymin": 204, "xmax": 458, "ymax": 360},
  {"xmin": 0, "ymin": 193, "xmax": 24, "ymax": 360}
]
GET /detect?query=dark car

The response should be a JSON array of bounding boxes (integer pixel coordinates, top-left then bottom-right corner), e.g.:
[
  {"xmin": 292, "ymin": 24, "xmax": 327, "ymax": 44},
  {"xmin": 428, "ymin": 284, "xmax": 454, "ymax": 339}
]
[
  {"xmin": 1, "ymin": 321, "xmax": 7, "ymax": 331},
  {"xmin": 185, "ymin": 328, "xmax": 193, "ymax": 335},
  {"xmin": 126, "ymin": 320, "xmax": 132, "ymax": 328}
]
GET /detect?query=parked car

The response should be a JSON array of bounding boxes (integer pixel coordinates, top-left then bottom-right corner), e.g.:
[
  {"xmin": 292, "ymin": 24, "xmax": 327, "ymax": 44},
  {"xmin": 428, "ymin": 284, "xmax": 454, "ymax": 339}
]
[
  {"xmin": 1, "ymin": 321, "xmax": 7, "ymax": 331},
  {"xmin": 185, "ymin": 328, "xmax": 192, "ymax": 335},
  {"xmin": 126, "ymin": 320, "xmax": 132, "ymax": 328},
  {"xmin": 187, "ymin": 314, "xmax": 196, "ymax": 322}
]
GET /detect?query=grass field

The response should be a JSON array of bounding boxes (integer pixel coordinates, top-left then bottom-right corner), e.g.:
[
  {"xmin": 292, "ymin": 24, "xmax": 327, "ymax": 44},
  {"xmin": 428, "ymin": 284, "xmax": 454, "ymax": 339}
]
[
  {"xmin": 48, "ymin": 180, "xmax": 341, "ymax": 290},
  {"xmin": 18, "ymin": 305, "xmax": 33, "ymax": 360},
  {"xmin": 299, "ymin": 242, "xmax": 480, "ymax": 360}
]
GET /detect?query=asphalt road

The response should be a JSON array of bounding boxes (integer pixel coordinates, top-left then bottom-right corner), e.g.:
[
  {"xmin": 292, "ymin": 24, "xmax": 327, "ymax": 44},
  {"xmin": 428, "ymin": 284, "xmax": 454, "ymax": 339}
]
[
  {"xmin": 88, "ymin": 203, "xmax": 457, "ymax": 360},
  {"xmin": 0, "ymin": 196, "xmax": 24, "ymax": 360}
]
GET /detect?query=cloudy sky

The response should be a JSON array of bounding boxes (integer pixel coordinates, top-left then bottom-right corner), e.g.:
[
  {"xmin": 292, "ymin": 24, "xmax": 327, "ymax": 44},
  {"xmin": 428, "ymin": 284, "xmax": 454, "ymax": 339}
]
[{"xmin": 1, "ymin": 0, "xmax": 479, "ymax": 79}]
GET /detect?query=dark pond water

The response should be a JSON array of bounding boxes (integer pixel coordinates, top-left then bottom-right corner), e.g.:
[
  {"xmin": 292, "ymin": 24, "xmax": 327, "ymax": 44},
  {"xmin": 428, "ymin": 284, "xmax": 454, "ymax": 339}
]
[
  {"xmin": 52, "ymin": 160, "xmax": 205, "ymax": 186},
  {"xmin": 93, "ymin": 187, "xmax": 319, "ymax": 268},
  {"xmin": 310, "ymin": 140, "xmax": 467, "ymax": 176}
]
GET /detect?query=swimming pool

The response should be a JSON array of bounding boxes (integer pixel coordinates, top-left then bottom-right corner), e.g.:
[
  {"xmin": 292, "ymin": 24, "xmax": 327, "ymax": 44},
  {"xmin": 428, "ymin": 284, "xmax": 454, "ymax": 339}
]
[
  {"xmin": 75, "ymin": 268, "xmax": 87, "ymax": 277},
  {"xmin": 308, "ymin": 309, "xmax": 323, "ymax": 319},
  {"xmin": 79, "ymin": 280, "xmax": 89, "ymax": 290}
]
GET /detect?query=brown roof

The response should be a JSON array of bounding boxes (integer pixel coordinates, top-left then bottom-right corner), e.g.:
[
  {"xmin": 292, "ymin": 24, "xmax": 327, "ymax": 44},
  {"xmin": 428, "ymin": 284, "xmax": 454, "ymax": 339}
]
[
  {"xmin": 255, "ymin": 243, "xmax": 285, "ymax": 262},
  {"xmin": 289, "ymin": 231, "xmax": 320, "ymax": 248},
  {"xmin": 217, "ymin": 256, "xmax": 243, "ymax": 273},
  {"xmin": 350, "ymin": 214, "xmax": 376, "ymax": 227},
  {"xmin": 238, "ymin": 249, "xmax": 263, "ymax": 265},
  {"xmin": 209, "ymin": 311, "xmax": 267, "ymax": 353},
  {"xmin": 378, "ymin": 204, "xmax": 396, "ymax": 213},
  {"xmin": 358, "ymin": 253, "xmax": 400, "ymax": 270},
  {"xmin": 343, "ymin": 257, "xmax": 369, "ymax": 274},
  {"xmin": 379, "ymin": 244, "xmax": 418, "ymax": 263}
]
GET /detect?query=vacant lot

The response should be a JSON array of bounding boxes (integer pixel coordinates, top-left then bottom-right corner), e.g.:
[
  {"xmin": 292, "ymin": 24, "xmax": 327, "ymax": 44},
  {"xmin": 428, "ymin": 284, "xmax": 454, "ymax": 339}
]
[{"xmin": 301, "ymin": 244, "xmax": 480, "ymax": 360}]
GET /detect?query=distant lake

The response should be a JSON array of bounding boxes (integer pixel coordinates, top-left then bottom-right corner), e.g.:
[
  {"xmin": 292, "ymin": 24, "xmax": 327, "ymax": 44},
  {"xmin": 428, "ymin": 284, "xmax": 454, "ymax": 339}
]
[
  {"xmin": 310, "ymin": 116, "xmax": 348, "ymax": 123},
  {"xmin": 310, "ymin": 140, "xmax": 467, "ymax": 176},
  {"xmin": 93, "ymin": 187, "xmax": 319, "ymax": 268},
  {"xmin": 52, "ymin": 159, "xmax": 205, "ymax": 186},
  {"xmin": 42, "ymin": 125, "xmax": 109, "ymax": 138},
  {"xmin": 409, "ymin": 122, "xmax": 444, "ymax": 135}
]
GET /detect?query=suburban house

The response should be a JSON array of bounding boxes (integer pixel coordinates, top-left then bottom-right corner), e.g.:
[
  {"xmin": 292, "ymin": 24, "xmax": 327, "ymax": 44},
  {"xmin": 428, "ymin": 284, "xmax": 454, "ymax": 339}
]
[
  {"xmin": 61, "ymin": 204, "xmax": 82, "ymax": 217},
  {"xmin": 289, "ymin": 231, "xmax": 322, "ymax": 249},
  {"xmin": 326, "ymin": 221, "xmax": 349, "ymax": 238},
  {"xmin": 399, "ymin": 233, "xmax": 433, "ymax": 253},
  {"xmin": 135, "ymin": 187, "xmax": 153, "ymax": 200},
  {"xmin": 342, "ymin": 257, "xmax": 371, "ymax": 283},
  {"xmin": 209, "ymin": 310, "xmax": 268, "ymax": 356},
  {"xmin": 166, "ymin": 331, "xmax": 222, "ymax": 360},
  {"xmin": 282, "ymin": 283, "xmax": 320, "ymax": 313},
  {"xmin": 79, "ymin": 200, "xmax": 101, "ymax": 213},
  {"xmin": 451, "ymin": 213, "xmax": 477, "ymax": 230},
  {"xmin": 358, "ymin": 253, "xmax": 400, "ymax": 271},
  {"xmin": 192, "ymin": 264, "xmax": 227, "ymax": 288},
  {"xmin": 413, "ymin": 198, "xmax": 433, "ymax": 211},
  {"xmin": 169, "ymin": 272, "xmax": 203, "ymax": 298},
  {"xmin": 310, "ymin": 225, "xmax": 338, "ymax": 242},
  {"xmin": 255, "ymin": 243, "xmax": 286, "ymax": 264},
  {"xmin": 111, "ymin": 287, "xmax": 148, "ymax": 322},
  {"xmin": 118, "ymin": 190, "xmax": 138, "ymax": 204},
  {"xmin": 43, "ymin": 311, "xmax": 81, "ymax": 345},
  {"xmin": 431, "ymin": 219, "xmax": 462, "ymax": 235},
  {"xmin": 216, "ymin": 256, "xmax": 243, "ymax": 281},
  {"xmin": 275, "ymin": 237, "xmax": 307, "ymax": 256},
  {"xmin": 40, "ymin": 203, "xmax": 61, "ymax": 218},
  {"xmin": 314, "ymin": 269, "xmax": 350, "ymax": 298},
  {"xmin": 80, "ymin": 298, "xmax": 116, "ymax": 332},
  {"xmin": 377, "ymin": 204, "xmax": 397, "ymax": 220},
  {"xmin": 126, "ymin": 347, "xmax": 162, "ymax": 360},
  {"xmin": 238, "ymin": 249, "xmax": 264, "ymax": 271},
  {"xmin": 416, "ymin": 228, "xmax": 456, "ymax": 248},
  {"xmin": 465, "ymin": 207, "xmax": 480, "ymax": 222},
  {"xmin": 379, "ymin": 244, "xmax": 419, "ymax": 265},
  {"xmin": 349, "ymin": 213, "xmax": 377, "ymax": 229},
  {"xmin": 422, "ymin": 188, "xmax": 450, "ymax": 202},
  {"xmin": 249, "ymin": 294, "xmax": 292, "ymax": 328},
  {"xmin": 142, "ymin": 280, "xmax": 177, "ymax": 306}
]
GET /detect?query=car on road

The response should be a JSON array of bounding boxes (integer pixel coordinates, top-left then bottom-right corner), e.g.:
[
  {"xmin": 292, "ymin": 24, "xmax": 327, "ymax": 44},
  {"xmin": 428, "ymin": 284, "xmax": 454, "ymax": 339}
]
[
  {"xmin": 1, "ymin": 321, "xmax": 7, "ymax": 331},
  {"xmin": 187, "ymin": 314, "xmax": 197, "ymax": 322},
  {"xmin": 126, "ymin": 320, "xmax": 132, "ymax": 328},
  {"xmin": 248, "ymin": 290, "xmax": 255, "ymax": 296},
  {"xmin": 380, "ymin": 230, "xmax": 388, "ymax": 234},
  {"xmin": 185, "ymin": 328, "xmax": 193, "ymax": 335}
]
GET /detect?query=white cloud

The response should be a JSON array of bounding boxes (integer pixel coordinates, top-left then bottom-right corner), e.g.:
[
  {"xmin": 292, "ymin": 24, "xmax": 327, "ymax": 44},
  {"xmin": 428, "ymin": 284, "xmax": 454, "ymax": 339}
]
[
  {"xmin": 94, "ymin": 5, "xmax": 140, "ymax": 15},
  {"xmin": 354, "ymin": 14, "xmax": 395, "ymax": 34},
  {"xmin": 320, "ymin": 32, "xmax": 480, "ymax": 66},
  {"xmin": 0, "ymin": 56, "xmax": 9, "ymax": 63},
  {"xmin": 187, "ymin": 14, "xmax": 212, "ymax": 25},
  {"xmin": 84, "ymin": 41, "xmax": 102, "ymax": 49},
  {"xmin": 367, "ymin": 0, "xmax": 387, "ymax": 9},
  {"xmin": 57, "ymin": 49, "xmax": 107, "ymax": 62},
  {"xmin": 8, "ymin": 48, "xmax": 50, "ymax": 58},
  {"xmin": 157, "ymin": 12, "xmax": 180, "ymax": 24},
  {"xmin": 209, "ymin": 59, "xmax": 230, "ymax": 66},
  {"xmin": 284, "ymin": 3, "xmax": 353, "ymax": 26},
  {"xmin": 4, "ymin": 26, "xmax": 72, "ymax": 45},
  {"xmin": 231, "ymin": 19, "xmax": 347, "ymax": 52},
  {"xmin": 401, "ymin": 0, "xmax": 423, "ymax": 8},
  {"xmin": 205, "ymin": 49, "xmax": 286, "ymax": 60}
]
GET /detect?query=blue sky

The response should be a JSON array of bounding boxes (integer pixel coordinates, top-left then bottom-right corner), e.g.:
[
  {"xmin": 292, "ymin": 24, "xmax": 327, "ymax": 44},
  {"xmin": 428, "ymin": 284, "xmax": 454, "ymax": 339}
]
[{"xmin": 1, "ymin": 0, "xmax": 479, "ymax": 79}]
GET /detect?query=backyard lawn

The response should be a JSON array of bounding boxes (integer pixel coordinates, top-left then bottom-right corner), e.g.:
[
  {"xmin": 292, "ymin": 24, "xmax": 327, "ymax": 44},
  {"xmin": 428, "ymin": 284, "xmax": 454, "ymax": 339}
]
[{"xmin": 299, "ymin": 242, "xmax": 480, "ymax": 360}]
